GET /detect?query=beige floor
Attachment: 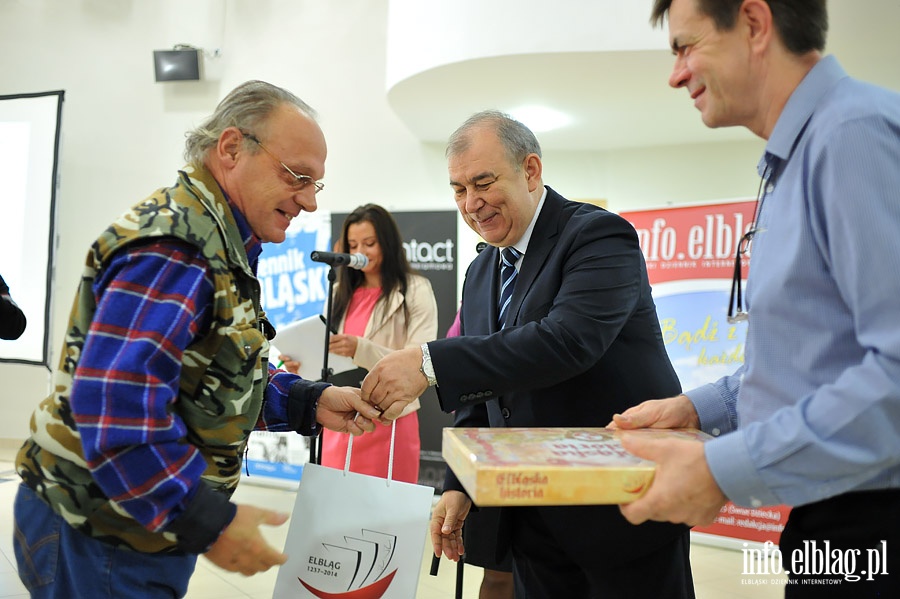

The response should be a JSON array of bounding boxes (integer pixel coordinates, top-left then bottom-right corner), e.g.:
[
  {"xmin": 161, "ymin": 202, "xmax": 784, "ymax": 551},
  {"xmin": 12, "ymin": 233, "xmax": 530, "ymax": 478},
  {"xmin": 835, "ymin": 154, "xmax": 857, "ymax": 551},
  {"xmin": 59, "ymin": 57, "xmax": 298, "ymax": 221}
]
[{"xmin": 0, "ymin": 454, "xmax": 787, "ymax": 598}]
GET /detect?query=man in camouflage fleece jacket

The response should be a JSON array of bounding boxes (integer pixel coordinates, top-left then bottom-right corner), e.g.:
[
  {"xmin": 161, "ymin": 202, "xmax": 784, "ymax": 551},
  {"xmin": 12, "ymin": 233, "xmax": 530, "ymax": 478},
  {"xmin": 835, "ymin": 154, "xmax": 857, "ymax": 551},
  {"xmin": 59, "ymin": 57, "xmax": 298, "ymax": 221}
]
[{"xmin": 13, "ymin": 81, "xmax": 380, "ymax": 599}]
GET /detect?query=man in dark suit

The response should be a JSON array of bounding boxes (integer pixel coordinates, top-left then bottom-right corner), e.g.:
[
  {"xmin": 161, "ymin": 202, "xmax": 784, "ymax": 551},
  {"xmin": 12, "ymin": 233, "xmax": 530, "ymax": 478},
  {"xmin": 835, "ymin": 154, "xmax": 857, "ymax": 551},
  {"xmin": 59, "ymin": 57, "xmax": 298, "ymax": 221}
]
[{"xmin": 362, "ymin": 110, "xmax": 694, "ymax": 598}]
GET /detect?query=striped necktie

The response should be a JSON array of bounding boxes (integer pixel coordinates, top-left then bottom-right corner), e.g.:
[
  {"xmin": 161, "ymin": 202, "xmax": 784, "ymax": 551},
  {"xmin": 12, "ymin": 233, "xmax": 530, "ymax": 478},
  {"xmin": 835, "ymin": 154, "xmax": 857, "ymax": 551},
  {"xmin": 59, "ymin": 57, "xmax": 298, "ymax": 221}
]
[{"xmin": 498, "ymin": 246, "xmax": 522, "ymax": 328}]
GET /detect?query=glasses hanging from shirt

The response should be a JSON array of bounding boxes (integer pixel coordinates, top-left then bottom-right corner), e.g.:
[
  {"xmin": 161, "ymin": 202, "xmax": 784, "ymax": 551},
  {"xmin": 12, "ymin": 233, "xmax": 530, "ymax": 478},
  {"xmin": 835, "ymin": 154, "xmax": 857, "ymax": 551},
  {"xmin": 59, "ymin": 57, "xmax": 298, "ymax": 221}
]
[{"xmin": 727, "ymin": 165, "xmax": 772, "ymax": 324}]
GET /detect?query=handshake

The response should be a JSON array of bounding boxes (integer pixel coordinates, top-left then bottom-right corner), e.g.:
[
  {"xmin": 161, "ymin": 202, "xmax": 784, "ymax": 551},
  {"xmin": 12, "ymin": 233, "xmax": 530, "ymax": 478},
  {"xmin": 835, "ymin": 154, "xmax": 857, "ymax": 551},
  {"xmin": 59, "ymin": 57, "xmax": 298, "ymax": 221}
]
[
  {"xmin": 360, "ymin": 346, "xmax": 431, "ymax": 423},
  {"xmin": 304, "ymin": 346, "xmax": 429, "ymax": 435}
]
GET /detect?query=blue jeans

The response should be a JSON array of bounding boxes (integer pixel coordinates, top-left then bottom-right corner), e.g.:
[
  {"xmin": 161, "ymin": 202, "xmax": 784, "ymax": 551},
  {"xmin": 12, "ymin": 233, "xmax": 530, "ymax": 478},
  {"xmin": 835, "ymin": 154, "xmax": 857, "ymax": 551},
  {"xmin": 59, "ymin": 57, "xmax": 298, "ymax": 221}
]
[{"xmin": 14, "ymin": 484, "xmax": 198, "ymax": 598}]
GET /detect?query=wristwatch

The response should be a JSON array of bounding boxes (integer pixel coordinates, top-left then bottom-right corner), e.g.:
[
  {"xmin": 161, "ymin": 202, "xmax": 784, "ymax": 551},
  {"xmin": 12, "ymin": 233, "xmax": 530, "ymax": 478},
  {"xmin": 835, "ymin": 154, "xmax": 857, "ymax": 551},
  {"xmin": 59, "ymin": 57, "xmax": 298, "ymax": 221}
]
[{"xmin": 420, "ymin": 343, "xmax": 437, "ymax": 386}]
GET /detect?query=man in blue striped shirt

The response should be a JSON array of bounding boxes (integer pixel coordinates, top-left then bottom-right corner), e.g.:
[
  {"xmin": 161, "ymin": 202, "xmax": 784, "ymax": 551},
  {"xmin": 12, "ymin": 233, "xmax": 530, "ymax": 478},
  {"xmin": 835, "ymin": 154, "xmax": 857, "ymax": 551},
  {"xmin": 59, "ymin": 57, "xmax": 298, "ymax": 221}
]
[
  {"xmin": 13, "ymin": 81, "xmax": 379, "ymax": 598},
  {"xmin": 615, "ymin": 0, "xmax": 900, "ymax": 595}
]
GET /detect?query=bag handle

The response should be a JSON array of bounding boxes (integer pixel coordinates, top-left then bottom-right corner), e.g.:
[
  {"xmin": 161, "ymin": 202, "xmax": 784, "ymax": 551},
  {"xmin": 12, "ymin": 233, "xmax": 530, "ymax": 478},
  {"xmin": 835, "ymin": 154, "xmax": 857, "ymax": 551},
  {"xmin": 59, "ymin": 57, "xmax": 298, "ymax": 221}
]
[{"xmin": 344, "ymin": 419, "xmax": 398, "ymax": 486}]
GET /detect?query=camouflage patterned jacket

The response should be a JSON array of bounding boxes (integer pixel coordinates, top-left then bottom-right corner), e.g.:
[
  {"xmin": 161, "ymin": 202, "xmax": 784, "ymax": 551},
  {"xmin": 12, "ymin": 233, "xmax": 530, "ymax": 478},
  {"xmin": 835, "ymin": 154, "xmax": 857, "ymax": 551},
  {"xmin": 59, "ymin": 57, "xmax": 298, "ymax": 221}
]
[{"xmin": 16, "ymin": 165, "xmax": 273, "ymax": 553}]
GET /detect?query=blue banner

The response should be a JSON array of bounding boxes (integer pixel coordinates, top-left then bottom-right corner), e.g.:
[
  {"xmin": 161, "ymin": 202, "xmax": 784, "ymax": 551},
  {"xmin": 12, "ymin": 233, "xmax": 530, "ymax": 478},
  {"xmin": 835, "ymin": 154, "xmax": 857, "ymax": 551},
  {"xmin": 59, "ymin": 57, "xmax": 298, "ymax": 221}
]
[{"xmin": 258, "ymin": 211, "xmax": 333, "ymax": 330}]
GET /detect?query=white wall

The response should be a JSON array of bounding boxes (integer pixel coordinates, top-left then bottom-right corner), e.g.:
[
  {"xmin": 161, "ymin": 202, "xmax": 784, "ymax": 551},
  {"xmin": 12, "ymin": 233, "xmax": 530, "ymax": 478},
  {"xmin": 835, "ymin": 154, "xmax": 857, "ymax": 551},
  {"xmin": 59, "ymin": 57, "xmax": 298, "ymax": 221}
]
[{"xmin": 0, "ymin": 0, "xmax": 764, "ymax": 441}]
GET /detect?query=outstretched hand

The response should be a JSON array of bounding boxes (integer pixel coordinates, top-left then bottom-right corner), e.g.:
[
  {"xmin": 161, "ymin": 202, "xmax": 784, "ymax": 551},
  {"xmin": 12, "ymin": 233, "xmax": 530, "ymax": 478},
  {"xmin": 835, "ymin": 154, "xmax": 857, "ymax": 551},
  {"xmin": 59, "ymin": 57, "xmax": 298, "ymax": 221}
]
[
  {"xmin": 608, "ymin": 394, "xmax": 700, "ymax": 430},
  {"xmin": 316, "ymin": 386, "xmax": 380, "ymax": 434},
  {"xmin": 204, "ymin": 504, "xmax": 289, "ymax": 575},
  {"xmin": 361, "ymin": 346, "xmax": 427, "ymax": 424}
]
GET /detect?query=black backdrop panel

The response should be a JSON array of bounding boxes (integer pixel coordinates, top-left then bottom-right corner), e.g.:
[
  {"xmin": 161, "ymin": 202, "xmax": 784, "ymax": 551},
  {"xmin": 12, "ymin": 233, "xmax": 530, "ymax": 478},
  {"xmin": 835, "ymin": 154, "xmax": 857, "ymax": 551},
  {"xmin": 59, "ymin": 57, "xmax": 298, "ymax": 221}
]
[{"xmin": 331, "ymin": 210, "xmax": 458, "ymax": 491}]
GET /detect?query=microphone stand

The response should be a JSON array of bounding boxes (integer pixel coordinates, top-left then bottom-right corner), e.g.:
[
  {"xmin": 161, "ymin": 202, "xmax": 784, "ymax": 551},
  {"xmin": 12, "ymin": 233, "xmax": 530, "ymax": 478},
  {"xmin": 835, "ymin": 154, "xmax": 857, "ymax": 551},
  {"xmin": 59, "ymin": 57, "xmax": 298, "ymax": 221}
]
[{"xmin": 310, "ymin": 264, "xmax": 338, "ymax": 465}]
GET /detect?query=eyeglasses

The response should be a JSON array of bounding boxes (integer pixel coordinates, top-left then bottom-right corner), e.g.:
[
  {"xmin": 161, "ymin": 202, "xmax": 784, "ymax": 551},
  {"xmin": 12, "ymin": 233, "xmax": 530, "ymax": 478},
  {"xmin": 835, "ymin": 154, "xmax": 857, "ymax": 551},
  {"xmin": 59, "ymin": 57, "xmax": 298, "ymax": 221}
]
[
  {"xmin": 727, "ymin": 167, "xmax": 771, "ymax": 324},
  {"xmin": 241, "ymin": 132, "xmax": 325, "ymax": 194}
]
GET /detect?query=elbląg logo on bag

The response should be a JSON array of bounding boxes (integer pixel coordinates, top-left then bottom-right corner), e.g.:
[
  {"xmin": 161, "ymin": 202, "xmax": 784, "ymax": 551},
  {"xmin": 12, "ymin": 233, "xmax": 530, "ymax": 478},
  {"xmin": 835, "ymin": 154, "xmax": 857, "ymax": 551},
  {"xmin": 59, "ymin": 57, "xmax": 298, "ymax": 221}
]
[{"xmin": 296, "ymin": 528, "xmax": 403, "ymax": 598}]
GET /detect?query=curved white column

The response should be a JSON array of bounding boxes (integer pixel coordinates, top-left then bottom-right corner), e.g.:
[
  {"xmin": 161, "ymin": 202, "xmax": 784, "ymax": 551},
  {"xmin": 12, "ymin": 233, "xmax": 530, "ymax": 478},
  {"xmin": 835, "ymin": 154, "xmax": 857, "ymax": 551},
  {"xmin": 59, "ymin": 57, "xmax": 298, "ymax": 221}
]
[{"xmin": 386, "ymin": 0, "xmax": 669, "ymax": 90}]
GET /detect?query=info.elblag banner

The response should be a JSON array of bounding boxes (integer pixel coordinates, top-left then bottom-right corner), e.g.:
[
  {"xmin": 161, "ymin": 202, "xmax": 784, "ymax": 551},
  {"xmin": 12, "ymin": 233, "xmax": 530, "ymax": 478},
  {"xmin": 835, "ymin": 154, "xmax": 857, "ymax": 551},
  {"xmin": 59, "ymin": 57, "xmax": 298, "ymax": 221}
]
[{"xmin": 620, "ymin": 200, "xmax": 791, "ymax": 547}]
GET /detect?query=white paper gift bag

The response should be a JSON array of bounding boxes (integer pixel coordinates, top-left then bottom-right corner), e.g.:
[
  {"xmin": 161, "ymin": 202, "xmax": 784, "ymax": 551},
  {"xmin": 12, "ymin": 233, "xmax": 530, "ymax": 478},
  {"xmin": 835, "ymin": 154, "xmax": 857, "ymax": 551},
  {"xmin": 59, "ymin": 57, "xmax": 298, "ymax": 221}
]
[{"xmin": 273, "ymin": 423, "xmax": 434, "ymax": 598}]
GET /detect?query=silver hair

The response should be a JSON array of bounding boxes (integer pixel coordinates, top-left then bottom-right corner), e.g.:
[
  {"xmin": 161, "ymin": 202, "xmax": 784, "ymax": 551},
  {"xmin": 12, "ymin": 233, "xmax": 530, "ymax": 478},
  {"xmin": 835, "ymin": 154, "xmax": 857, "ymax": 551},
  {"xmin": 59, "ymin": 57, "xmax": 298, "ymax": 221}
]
[
  {"xmin": 183, "ymin": 80, "xmax": 317, "ymax": 166},
  {"xmin": 445, "ymin": 110, "xmax": 542, "ymax": 170}
]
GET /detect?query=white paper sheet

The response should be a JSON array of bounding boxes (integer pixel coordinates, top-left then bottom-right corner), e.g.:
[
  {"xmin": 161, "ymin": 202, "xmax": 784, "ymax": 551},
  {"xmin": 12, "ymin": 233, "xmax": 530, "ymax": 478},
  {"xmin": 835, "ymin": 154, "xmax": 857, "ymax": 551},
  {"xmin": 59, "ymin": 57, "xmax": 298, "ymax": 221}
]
[{"xmin": 271, "ymin": 314, "xmax": 356, "ymax": 381}]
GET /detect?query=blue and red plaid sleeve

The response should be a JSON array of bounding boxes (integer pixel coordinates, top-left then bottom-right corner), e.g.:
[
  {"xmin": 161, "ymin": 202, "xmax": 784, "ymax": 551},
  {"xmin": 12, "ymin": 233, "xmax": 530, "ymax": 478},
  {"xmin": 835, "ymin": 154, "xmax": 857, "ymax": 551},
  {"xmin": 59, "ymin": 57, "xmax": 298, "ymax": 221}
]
[
  {"xmin": 262, "ymin": 367, "xmax": 329, "ymax": 435},
  {"xmin": 70, "ymin": 239, "xmax": 217, "ymax": 535}
]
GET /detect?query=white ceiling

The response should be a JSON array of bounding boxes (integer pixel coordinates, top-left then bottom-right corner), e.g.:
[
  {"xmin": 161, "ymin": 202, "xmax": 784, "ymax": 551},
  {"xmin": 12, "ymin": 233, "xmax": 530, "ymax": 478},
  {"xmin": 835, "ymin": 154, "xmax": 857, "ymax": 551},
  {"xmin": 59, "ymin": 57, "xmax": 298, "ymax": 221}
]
[{"xmin": 387, "ymin": 2, "xmax": 900, "ymax": 151}]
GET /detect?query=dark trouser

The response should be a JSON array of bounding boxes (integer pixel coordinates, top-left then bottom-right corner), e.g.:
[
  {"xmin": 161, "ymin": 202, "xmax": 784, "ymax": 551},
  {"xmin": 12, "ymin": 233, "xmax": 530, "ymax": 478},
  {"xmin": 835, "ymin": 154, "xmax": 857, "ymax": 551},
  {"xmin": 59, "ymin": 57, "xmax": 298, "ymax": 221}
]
[
  {"xmin": 509, "ymin": 506, "xmax": 694, "ymax": 599},
  {"xmin": 780, "ymin": 489, "xmax": 899, "ymax": 598},
  {"xmin": 464, "ymin": 507, "xmax": 513, "ymax": 572}
]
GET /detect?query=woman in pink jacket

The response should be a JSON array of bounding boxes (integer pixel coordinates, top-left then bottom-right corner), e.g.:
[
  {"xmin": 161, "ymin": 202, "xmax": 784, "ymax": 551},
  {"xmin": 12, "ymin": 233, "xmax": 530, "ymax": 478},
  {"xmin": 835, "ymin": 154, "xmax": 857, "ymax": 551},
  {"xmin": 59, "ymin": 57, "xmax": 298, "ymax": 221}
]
[{"xmin": 284, "ymin": 204, "xmax": 437, "ymax": 483}]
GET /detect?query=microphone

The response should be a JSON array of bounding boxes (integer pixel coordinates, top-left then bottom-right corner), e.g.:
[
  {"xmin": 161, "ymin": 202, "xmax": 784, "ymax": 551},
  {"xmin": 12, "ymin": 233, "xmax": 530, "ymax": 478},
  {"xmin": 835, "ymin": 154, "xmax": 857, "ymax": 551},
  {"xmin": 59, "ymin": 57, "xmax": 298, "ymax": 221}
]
[{"xmin": 310, "ymin": 251, "xmax": 369, "ymax": 270}]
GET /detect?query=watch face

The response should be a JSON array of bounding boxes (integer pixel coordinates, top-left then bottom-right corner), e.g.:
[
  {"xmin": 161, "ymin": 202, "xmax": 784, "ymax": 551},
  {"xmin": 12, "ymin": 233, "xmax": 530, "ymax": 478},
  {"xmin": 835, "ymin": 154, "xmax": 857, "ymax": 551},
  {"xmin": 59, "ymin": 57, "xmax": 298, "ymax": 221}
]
[
  {"xmin": 421, "ymin": 358, "xmax": 436, "ymax": 384},
  {"xmin": 421, "ymin": 344, "xmax": 436, "ymax": 384}
]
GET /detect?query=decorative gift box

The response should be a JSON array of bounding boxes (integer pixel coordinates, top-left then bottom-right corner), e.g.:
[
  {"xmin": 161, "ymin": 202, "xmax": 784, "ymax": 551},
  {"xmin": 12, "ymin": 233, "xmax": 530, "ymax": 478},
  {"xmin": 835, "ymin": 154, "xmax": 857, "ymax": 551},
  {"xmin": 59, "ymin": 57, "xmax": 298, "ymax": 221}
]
[{"xmin": 443, "ymin": 427, "xmax": 711, "ymax": 506}]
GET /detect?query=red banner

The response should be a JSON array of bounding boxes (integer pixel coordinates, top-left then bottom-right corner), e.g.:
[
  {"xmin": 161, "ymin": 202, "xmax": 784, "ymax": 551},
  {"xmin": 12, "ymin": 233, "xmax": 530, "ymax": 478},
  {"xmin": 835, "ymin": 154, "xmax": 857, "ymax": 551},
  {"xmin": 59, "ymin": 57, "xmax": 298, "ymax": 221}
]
[
  {"xmin": 624, "ymin": 201, "xmax": 754, "ymax": 283},
  {"xmin": 621, "ymin": 200, "xmax": 790, "ymax": 546}
]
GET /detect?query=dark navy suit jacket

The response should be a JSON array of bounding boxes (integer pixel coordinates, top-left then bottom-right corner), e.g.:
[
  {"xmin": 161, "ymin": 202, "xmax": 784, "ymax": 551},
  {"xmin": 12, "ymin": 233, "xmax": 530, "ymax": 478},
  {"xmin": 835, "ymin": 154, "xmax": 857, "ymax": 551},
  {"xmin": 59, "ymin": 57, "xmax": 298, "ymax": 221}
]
[{"xmin": 431, "ymin": 186, "xmax": 689, "ymax": 564}]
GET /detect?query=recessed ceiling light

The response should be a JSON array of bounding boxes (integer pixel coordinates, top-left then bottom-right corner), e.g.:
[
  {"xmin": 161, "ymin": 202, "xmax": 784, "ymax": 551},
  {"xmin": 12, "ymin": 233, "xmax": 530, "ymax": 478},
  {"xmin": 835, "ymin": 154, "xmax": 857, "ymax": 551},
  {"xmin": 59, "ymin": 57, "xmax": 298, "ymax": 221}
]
[{"xmin": 507, "ymin": 105, "xmax": 572, "ymax": 132}]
